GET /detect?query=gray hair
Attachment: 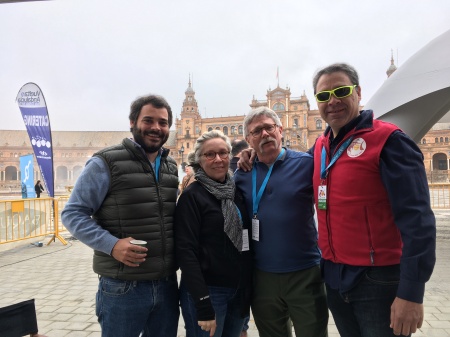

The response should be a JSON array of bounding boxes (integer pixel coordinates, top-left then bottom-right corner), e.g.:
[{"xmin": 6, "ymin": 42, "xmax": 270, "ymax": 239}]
[
  {"xmin": 188, "ymin": 130, "xmax": 232, "ymax": 172},
  {"xmin": 312, "ymin": 63, "xmax": 359, "ymax": 94},
  {"xmin": 243, "ymin": 107, "xmax": 282, "ymax": 138}
]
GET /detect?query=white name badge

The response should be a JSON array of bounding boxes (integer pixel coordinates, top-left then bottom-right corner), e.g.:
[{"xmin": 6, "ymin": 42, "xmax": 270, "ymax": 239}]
[
  {"xmin": 318, "ymin": 185, "xmax": 327, "ymax": 210},
  {"xmin": 252, "ymin": 218, "xmax": 260, "ymax": 241},
  {"xmin": 242, "ymin": 229, "xmax": 249, "ymax": 251}
]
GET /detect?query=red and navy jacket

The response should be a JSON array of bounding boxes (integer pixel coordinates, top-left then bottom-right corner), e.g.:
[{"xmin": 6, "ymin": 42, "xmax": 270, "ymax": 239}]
[
  {"xmin": 313, "ymin": 118, "xmax": 401, "ymax": 266},
  {"xmin": 310, "ymin": 110, "xmax": 436, "ymax": 303}
]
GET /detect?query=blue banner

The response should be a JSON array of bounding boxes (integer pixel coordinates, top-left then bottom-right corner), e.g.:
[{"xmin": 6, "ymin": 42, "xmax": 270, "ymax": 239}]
[
  {"xmin": 20, "ymin": 154, "xmax": 35, "ymax": 198},
  {"xmin": 16, "ymin": 83, "xmax": 54, "ymax": 197}
]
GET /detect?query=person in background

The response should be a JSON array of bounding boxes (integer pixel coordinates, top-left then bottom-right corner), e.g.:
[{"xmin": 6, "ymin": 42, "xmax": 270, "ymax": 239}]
[
  {"xmin": 234, "ymin": 107, "xmax": 328, "ymax": 337},
  {"xmin": 21, "ymin": 181, "xmax": 28, "ymax": 199},
  {"xmin": 175, "ymin": 130, "xmax": 252, "ymax": 337},
  {"xmin": 230, "ymin": 140, "xmax": 249, "ymax": 173},
  {"xmin": 179, "ymin": 152, "xmax": 196, "ymax": 195},
  {"xmin": 34, "ymin": 180, "xmax": 44, "ymax": 198},
  {"xmin": 61, "ymin": 94, "xmax": 179, "ymax": 337},
  {"xmin": 311, "ymin": 63, "xmax": 436, "ymax": 337}
]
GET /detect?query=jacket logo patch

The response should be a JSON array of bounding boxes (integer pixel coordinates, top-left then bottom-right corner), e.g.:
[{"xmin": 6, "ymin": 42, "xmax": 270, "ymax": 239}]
[{"xmin": 347, "ymin": 138, "xmax": 366, "ymax": 158}]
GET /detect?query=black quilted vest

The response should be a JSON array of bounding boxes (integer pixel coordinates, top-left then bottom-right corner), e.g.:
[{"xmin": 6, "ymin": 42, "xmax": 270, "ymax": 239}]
[{"xmin": 92, "ymin": 138, "xmax": 178, "ymax": 280}]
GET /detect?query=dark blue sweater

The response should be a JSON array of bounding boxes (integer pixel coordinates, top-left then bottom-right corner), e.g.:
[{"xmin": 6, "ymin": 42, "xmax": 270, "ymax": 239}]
[{"xmin": 234, "ymin": 149, "xmax": 321, "ymax": 273}]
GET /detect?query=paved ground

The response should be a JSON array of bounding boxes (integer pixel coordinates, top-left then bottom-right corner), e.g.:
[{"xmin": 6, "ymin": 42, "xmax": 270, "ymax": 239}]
[{"xmin": 0, "ymin": 210, "xmax": 449, "ymax": 337}]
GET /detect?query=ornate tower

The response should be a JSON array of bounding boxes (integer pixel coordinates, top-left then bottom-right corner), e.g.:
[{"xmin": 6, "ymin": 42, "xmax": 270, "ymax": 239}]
[
  {"xmin": 176, "ymin": 76, "xmax": 202, "ymax": 165},
  {"xmin": 386, "ymin": 49, "xmax": 398, "ymax": 77}
]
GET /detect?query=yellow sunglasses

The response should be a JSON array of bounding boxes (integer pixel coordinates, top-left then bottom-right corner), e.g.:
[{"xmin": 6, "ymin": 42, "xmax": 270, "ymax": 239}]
[{"xmin": 315, "ymin": 85, "xmax": 357, "ymax": 103}]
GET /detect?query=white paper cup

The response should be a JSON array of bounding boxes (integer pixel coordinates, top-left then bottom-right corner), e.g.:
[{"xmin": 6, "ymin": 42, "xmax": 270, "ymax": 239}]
[{"xmin": 130, "ymin": 240, "xmax": 147, "ymax": 264}]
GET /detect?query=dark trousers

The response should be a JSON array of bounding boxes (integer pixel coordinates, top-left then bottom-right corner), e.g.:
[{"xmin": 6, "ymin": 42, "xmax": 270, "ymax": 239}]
[
  {"xmin": 327, "ymin": 264, "xmax": 410, "ymax": 337},
  {"xmin": 252, "ymin": 265, "xmax": 328, "ymax": 337}
]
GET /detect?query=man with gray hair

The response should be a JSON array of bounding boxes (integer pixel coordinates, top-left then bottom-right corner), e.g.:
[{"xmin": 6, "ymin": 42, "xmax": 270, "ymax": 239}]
[{"xmin": 234, "ymin": 107, "xmax": 328, "ymax": 337}]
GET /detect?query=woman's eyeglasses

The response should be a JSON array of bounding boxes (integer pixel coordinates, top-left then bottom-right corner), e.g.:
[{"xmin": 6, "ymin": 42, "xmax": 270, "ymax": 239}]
[{"xmin": 202, "ymin": 151, "xmax": 230, "ymax": 161}]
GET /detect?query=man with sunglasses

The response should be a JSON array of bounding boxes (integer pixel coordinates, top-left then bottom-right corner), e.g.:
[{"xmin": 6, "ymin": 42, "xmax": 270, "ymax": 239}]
[
  {"xmin": 312, "ymin": 63, "xmax": 436, "ymax": 337},
  {"xmin": 234, "ymin": 107, "xmax": 328, "ymax": 337}
]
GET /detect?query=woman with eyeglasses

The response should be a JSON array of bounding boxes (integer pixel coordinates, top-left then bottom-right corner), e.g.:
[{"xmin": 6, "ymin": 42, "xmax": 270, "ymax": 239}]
[{"xmin": 175, "ymin": 130, "xmax": 252, "ymax": 337}]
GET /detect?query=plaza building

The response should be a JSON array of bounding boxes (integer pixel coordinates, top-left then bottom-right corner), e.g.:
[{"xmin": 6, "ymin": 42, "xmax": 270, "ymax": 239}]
[
  {"xmin": 1, "ymin": 59, "xmax": 450, "ymax": 194},
  {"xmin": 420, "ymin": 123, "xmax": 450, "ymax": 182},
  {"xmin": 174, "ymin": 77, "xmax": 326, "ymax": 157}
]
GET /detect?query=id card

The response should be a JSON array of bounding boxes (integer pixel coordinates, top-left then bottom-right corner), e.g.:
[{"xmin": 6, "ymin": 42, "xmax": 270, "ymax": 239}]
[
  {"xmin": 318, "ymin": 185, "xmax": 327, "ymax": 210},
  {"xmin": 252, "ymin": 218, "xmax": 260, "ymax": 241},
  {"xmin": 242, "ymin": 229, "xmax": 250, "ymax": 251}
]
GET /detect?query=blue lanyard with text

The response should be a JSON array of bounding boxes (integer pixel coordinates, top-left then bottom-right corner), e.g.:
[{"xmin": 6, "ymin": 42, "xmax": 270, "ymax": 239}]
[
  {"xmin": 320, "ymin": 137, "xmax": 353, "ymax": 179},
  {"xmin": 252, "ymin": 148, "xmax": 285, "ymax": 216},
  {"xmin": 154, "ymin": 153, "xmax": 161, "ymax": 183}
]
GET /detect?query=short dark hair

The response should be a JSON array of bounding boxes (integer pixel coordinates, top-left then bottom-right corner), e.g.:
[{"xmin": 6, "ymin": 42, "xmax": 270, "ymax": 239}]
[
  {"xmin": 129, "ymin": 94, "xmax": 173, "ymax": 127},
  {"xmin": 231, "ymin": 139, "xmax": 249, "ymax": 157},
  {"xmin": 312, "ymin": 63, "xmax": 359, "ymax": 94}
]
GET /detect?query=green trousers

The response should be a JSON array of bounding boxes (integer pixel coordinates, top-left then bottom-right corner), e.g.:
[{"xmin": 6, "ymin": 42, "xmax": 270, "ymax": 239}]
[{"xmin": 252, "ymin": 265, "xmax": 328, "ymax": 337}]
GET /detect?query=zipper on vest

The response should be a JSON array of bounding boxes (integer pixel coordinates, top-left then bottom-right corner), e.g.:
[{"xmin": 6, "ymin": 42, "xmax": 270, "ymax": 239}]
[
  {"xmin": 364, "ymin": 208, "xmax": 375, "ymax": 265},
  {"xmin": 325, "ymin": 176, "xmax": 336, "ymax": 261},
  {"xmin": 155, "ymin": 166, "xmax": 167, "ymax": 275}
]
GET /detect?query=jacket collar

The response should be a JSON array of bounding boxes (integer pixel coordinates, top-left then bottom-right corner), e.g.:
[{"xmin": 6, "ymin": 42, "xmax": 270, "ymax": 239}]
[{"xmin": 324, "ymin": 110, "xmax": 374, "ymax": 144}]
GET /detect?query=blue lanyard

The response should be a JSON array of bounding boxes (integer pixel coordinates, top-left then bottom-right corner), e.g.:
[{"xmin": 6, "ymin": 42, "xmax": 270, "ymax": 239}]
[
  {"xmin": 320, "ymin": 137, "xmax": 353, "ymax": 179},
  {"xmin": 154, "ymin": 153, "xmax": 161, "ymax": 183},
  {"xmin": 252, "ymin": 148, "xmax": 285, "ymax": 216}
]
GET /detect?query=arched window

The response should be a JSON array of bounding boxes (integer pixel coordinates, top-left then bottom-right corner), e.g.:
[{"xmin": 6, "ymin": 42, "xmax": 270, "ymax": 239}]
[
  {"xmin": 231, "ymin": 126, "xmax": 236, "ymax": 135},
  {"xmin": 316, "ymin": 120, "xmax": 322, "ymax": 130},
  {"xmin": 5, "ymin": 166, "xmax": 18, "ymax": 180},
  {"xmin": 223, "ymin": 126, "xmax": 228, "ymax": 135},
  {"xmin": 422, "ymin": 139, "xmax": 426, "ymax": 144},
  {"xmin": 273, "ymin": 103, "xmax": 285, "ymax": 111},
  {"xmin": 446, "ymin": 137, "xmax": 449, "ymax": 142},
  {"xmin": 238, "ymin": 125, "xmax": 243, "ymax": 135},
  {"xmin": 435, "ymin": 138, "xmax": 439, "ymax": 143},
  {"xmin": 440, "ymin": 137, "xmax": 444, "ymax": 143},
  {"xmin": 208, "ymin": 127, "xmax": 213, "ymax": 132}
]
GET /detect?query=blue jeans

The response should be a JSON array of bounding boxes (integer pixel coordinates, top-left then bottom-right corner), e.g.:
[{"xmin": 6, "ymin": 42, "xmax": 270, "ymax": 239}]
[
  {"xmin": 96, "ymin": 274, "xmax": 179, "ymax": 337},
  {"xmin": 180, "ymin": 282, "xmax": 245, "ymax": 337},
  {"xmin": 326, "ymin": 265, "xmax": 410, "ymax": 337}
]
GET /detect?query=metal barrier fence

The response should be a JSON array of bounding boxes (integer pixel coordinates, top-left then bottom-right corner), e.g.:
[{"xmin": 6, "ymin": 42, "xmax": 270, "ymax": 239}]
[
  {"xmin": 429, "ymin": 183, "xmax": 450, "ymax": 209},
  {"xmin": 0, "ymin": 196, "xmax": 69, "ymax": 245},
  {"xmin": 0, "ymin": 186, "xmax": 449, "ymax": 245}
]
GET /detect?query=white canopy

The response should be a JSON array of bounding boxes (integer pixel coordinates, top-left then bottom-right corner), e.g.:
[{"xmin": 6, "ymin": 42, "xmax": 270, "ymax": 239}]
[{"xmin": 366, "ymin": 29, "xmax": 450, "ymax": 142}]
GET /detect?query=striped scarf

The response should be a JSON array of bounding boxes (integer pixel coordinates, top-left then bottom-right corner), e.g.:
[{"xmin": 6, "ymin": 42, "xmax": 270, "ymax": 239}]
[{"xmin": 195, "ymin": 169, "xmax": 243, "ymax": 252}]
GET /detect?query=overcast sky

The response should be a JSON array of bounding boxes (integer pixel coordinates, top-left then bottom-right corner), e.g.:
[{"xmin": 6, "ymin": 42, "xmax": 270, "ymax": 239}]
[{"xmin": 1, "ymin": 0, "xmax": 450, "ymax": 131}]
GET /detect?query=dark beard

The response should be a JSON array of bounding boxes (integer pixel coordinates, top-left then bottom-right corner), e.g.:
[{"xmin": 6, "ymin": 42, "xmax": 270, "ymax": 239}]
[{"xmin": 131, "ymin": 126, "xmax": 169, "ymax": 154}]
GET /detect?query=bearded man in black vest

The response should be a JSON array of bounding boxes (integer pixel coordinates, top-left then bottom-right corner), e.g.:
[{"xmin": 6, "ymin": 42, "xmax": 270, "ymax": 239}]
[{"xmin": 62, "ymin": 94, "xmax": 179, "ymax": 337}]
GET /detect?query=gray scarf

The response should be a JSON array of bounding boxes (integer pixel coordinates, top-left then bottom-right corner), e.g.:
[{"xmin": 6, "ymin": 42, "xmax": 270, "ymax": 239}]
[{"xmin": 195, "ymin": 169, "xmax": 243, "ymax": 252}]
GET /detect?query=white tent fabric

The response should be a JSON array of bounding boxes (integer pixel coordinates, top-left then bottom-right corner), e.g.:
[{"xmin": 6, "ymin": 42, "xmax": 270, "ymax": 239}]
[{"xmin": 366, "ymin": 29, "xmax": 450, "ymax": 142}]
